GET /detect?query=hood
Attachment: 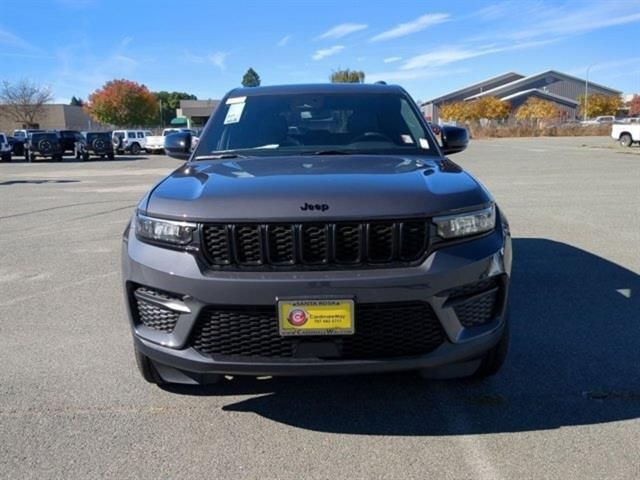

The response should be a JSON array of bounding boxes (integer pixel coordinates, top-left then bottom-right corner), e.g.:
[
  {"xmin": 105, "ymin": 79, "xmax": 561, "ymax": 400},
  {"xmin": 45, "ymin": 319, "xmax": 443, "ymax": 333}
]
[{"xmin": 145, "ymin": 155, "xmax": 491, "ymax": 222}]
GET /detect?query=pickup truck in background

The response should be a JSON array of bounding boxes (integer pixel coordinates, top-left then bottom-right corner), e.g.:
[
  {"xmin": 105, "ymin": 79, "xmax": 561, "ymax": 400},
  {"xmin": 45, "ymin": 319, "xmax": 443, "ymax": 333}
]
[
  {"xmin": 611, "ymin": 122, "xmax": 640, "ymax": 147},
  {"xmin": 146, "ymin": 128, "xmax": 199, "ymax": 154}
]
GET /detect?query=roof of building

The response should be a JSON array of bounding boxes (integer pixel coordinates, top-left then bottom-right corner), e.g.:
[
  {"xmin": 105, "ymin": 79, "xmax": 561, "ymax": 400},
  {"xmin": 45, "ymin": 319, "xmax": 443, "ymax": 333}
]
[
  {"xmin": 500, "ymin": 88, "xmax": 579, "ymax": 107},
  {"xmin": 422, "ymin": 72, "xmax": 525, "ymax": 105},
  {"xmin": 464, "ymin": 70, "xmax": 621, "ymax": 101}
]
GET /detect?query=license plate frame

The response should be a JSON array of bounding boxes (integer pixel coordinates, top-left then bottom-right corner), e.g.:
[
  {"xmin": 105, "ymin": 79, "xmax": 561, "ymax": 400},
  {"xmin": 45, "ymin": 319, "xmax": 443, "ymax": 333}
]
[{"xmin": 277, "ymin": 297, "xmax": 355, "ymax": 337}]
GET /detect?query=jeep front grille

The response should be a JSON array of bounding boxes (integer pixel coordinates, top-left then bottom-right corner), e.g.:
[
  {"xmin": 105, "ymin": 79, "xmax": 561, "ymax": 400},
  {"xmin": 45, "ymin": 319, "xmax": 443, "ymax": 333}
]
[{"xmin": 201, "ymin": 220, "xmax": 429, "ymax": 269}]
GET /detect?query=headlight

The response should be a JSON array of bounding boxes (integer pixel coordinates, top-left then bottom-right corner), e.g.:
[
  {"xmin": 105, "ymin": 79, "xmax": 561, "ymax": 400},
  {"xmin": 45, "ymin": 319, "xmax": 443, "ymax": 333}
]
[
  {"xmin": 135, "ymin": 213, "xmax": 197, "ymax": 245},
  {"xmin": 433, "ymin": 204, "xmax": 496, "ymax": 239}
]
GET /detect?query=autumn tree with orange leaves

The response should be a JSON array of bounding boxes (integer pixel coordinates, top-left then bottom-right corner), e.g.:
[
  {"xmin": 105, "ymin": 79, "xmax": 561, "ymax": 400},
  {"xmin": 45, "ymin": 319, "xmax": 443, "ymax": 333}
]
[{"xmin": 85, "ymin": 79, "xmax": 157, "ymax": 127}]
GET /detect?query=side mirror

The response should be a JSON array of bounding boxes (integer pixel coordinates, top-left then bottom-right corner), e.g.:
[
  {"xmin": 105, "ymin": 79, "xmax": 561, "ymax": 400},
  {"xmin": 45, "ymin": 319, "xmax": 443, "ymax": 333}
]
[
  {"xmin": 164, "ymin": 132, "xmax": 192, "ymax": 160},
  {"xmin": 440, "ymin": 126, "xmax": 469, "ymax": 155}
]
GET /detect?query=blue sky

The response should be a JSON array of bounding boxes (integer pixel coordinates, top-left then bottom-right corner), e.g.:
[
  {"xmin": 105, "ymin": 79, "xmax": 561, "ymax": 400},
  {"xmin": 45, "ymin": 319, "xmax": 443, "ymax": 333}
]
[{"xmin": 2, "ymin": 0, "xmax": 639, "ymax": 103}]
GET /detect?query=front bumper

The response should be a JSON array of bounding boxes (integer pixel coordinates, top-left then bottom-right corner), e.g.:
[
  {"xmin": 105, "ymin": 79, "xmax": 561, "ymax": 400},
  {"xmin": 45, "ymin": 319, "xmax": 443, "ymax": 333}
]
[{"xmin": 122, "ymin": 218, "xmax": 512, "ymax": 382}]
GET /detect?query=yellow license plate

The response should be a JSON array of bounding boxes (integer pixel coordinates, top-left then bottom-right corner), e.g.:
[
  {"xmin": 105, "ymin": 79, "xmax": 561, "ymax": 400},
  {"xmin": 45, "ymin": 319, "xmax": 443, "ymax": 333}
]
[{"xmin": 278, "ymin": 299, "xmax": 354, "ymax": 336}]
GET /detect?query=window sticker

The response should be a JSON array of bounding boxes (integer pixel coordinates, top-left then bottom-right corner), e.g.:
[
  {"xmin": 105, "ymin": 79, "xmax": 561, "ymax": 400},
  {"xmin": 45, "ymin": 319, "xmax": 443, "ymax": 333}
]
[
  {"xmin": 224, "ymin": 102, "xmax": 246, "ymax": 124},
  {"xmin": 400, "ymin": 134, "xmax": 414, "ymax": 144},
  {"xmin": 418, "ymin": 138, "xmax": 430, "ymax": 149},
  {"xmin": 226, "ymin": 96, "xmax": 247, "ymax": 105}
]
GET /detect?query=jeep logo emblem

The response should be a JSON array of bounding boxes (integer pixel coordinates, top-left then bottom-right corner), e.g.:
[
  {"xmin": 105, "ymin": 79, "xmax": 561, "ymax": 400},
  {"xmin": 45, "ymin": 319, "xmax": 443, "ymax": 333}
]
[{"xmin": 300, "ymin": 202, "xmax": 329, "ymax": 212}]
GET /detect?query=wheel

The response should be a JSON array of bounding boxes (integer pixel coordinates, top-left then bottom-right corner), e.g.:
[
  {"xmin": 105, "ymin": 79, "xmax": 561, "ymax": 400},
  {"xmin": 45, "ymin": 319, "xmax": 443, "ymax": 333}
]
[
  {"xmin": 619, "ymin": 133, "xmax": 633, "ymax": 147},
  {"xmin": 108, "ymin": 153, "xmax": 115, "ymax": 160},
  {"xmin": 55, "ymin": 154, "xmax": 63, "ymax": 162},
  {"xmin": 134, "ymin": 348, "xmax": 164, "ymax": 385},
  {"xmin": 1, "ymin": 153, "xmax": 10, "ymax": 162},
  {"xmin": 472, "ymin": 318, "xmax": 510, "ymax": 378},
  {"xmin": 130, "ymin": 143, "xmax": 141, "ymax": 155},
  {"xmin": 82, "ymin": 152, "xmax": 90, "ymax": 161}
]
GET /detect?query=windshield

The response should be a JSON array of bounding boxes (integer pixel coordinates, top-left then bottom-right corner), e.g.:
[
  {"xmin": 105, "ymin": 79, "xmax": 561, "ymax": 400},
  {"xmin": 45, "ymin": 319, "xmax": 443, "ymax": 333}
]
[
  {"xmin": 194, "ymin": 92, "xmax": 437, "ymax": 158},
  {"xmin": 31, "ymin": 133, "xmax": 57, "ymax": 142},
  {"xmin": 86, "ymin": 133, "xmax": 110, "ymax": 141}
]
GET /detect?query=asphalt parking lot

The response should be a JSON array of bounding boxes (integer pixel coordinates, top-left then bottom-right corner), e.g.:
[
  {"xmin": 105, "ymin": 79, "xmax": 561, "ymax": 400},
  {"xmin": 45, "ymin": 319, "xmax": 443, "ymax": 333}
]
[{"xmin": 1, "ymin": 136, "xmax": 639, "ymax": 479}]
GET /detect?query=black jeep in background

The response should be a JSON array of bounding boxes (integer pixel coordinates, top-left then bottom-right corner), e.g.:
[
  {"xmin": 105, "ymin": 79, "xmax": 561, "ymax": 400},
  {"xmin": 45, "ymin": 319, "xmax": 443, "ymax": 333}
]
[
  {"xmin": 58, "ymin": 130, "xmax": 84, "ymax": 155},
  {"xmin": 75, "ymin": 132, "xmax": 115, "ymax": 160},
  {"xmin": 25, "ymin": 132, "xmax": 63, "ymax": 162}
]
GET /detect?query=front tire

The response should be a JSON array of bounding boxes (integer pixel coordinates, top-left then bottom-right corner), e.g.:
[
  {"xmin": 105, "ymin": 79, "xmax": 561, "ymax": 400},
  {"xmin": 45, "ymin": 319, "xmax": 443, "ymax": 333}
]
[
  {"xmin": 1, "ymin": 153, "xmax": 10, "ymax": 162},
  {"xmin": 619, "ymin": 133, "xmax": 633, "ymax": 147}
]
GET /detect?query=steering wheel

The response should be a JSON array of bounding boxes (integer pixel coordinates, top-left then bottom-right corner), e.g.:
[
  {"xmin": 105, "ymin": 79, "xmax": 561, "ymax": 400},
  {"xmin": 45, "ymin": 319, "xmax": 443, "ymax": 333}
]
[{"xmin": 351, "ymin": 132, "xmax": 393, "ymax": 143}]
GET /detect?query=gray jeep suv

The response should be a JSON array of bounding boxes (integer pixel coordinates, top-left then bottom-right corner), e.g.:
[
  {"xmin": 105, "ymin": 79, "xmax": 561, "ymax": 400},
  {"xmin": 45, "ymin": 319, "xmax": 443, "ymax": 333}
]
[{"xmin": 122, "ymin": 84, "xmax": 512, "ymax": 386}]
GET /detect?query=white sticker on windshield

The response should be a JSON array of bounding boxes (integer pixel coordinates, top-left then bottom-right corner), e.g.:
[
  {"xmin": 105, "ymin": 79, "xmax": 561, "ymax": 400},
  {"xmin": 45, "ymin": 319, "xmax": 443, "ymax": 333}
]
[
  {"xmin": 419, "ymin": 138, "xmax": 430, "ymax": 149},
  {"xmin": 224, "ymin": 102, "xmax": 245, "ymax": 124},
  {"xmin": 226, "ymin": 96, "xmax": 246, "ymax": 105}
]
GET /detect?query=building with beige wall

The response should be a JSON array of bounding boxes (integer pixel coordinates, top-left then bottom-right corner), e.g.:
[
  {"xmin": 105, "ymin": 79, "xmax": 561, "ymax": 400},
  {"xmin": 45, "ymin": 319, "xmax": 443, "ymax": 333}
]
[{"xmin": 0, "ymin": 104, "xmax": 106, "ymax": 133}]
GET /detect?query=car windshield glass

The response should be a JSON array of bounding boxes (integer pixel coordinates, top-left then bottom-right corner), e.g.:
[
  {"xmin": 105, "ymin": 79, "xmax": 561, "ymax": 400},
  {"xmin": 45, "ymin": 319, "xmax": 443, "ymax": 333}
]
[
  {"xmin": 86, "ymin": 133, "xmax": 110, "ymax": 141},
  {"xmin": 194, "ymin": 92, "xmax": 437, "ymax": 158},
  {"xmin": 31, "ymin": 133, "xmax": 57, "ymax": 142}
]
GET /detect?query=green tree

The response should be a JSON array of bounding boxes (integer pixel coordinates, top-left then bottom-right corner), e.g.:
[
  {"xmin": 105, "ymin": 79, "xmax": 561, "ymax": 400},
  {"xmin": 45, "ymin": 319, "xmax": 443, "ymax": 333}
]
[
  {"xmin": 153, "ymin": 91, "xmax": 197, "ymax": 126},
  {"xmin": 241, "ymin": 68, "xmax": 261, "ymax": 87},
  {"xmin": 578, "ymin": 93, "xmax": 623, "ymax": 118},
  {"xmin": 330, "ymin": 69, "xmax": 365, "ymax": 83},
  {"xmin": 70, "ymin": 96, "xmax": 84, "ymax": 106},
  {"xmin": 85, "ymin": 79, "xmax": 157, "ymax": 127}
]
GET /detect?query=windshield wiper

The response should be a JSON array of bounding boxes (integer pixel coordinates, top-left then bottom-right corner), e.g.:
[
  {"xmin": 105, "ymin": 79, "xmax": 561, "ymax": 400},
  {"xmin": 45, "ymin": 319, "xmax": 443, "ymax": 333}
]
[
  {"xmin": 304, "ymin": 150, "xmax": 354, "ymax": 156},
  {"xmin": 193, "ymin": 153, "xmax": 250, "ymax": 160}
]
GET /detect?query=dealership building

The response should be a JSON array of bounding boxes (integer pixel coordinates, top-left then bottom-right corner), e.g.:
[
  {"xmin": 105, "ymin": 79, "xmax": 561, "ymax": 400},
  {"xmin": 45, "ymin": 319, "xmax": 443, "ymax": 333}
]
[
  {"xmin": 173, "ymin": 99, "xmax": 220, "ymax": 128},
  {"xmin": 421, "ymin": 70, "xmax": 621, "ymax": 123},
  {"xmin": 0, "ymin": 104, "xmax": 103, "ymax": 132}
]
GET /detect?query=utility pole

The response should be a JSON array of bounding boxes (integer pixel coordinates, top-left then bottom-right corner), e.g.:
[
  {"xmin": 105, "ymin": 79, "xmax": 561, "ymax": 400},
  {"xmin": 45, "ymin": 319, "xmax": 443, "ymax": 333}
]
[{"xmin": 584, "ymin": 64, "xmax": 594, "ymax": 121}]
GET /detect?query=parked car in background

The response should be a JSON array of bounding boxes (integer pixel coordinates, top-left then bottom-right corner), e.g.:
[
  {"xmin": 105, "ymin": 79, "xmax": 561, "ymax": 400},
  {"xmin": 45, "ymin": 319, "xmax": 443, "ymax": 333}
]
[
  {"xmin": 112, "ymin": 130, "xmax": 148, "ymax": 155},
  {"xmin": 58, "ymin": 130, "xmax": 84, "ymax": 155},
  {"xmin": 146, "ymin": 128, "xmax": 199, "ymax": 154},
  {"xmin": 611, "ymin": 122, "xmax": 640, "ymax": 147},
  {"xmin": 0, "ymin": 132, "xmax": 12, "ymax": 162},
  {"xmin": 75, "ymin": 131, "xmax": 115, "ymax": 160},
  {"xmin": 12, "ymin": 129, "xmax": 44, "ymax": 156},
  {"xmin": 581, "ymin": 115, "xmax": 616, "ymax": 126},
  {"xmin": 25, "ymin": 132, "xmax": 63, "ymax": 161}
]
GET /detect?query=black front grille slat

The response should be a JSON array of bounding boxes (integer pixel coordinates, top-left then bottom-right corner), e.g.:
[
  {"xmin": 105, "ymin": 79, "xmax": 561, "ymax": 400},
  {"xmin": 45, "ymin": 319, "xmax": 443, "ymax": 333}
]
[
  {"xmin": 191, "ymin": 302, "xmax": 445, "ymax": 359},
  {"xmin": 267, "ymin": 225, "xmax": 295, "ymax": 265},
  {"xmin": 335, "ymin": 224, "xmax": 362, "ymax": 263},
  {"xmin": 233, "ymin": 225, "xmax": 263, "ymax": 265},
  {"xmin": 301, "ymin": 224, "xmax": 329, "ymax": 264},
  {"xmin": 367, "ymin": 223, "xmax": 394, "ymax": 262},
  {"xmin": 202, "ymin": 219, "xmax": 430, "ymax": 270}
]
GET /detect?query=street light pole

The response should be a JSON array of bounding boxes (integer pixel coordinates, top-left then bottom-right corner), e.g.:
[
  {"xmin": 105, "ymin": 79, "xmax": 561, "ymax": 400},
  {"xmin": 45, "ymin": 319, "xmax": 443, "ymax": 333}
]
[{"xmin": 584, "ymin": 64, "xmax": 594, "ymax": 122}]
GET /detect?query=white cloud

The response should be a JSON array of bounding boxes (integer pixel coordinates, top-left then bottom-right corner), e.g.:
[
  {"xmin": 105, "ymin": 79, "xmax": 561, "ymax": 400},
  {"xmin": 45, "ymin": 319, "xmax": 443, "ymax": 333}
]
[
  {"xmin": 277, "ymin": 35, "xmax": 292, "ymax": 47},
  {"xmin": 209, "ymin": 51, "xmax": 227, "ymax": 70},
  {"xmin": 510, "ymin": 3, "xmax": 640, "ymax": 39},
  {"xmin": 368, "ymin": 67, "xmax": 469, "ymax": 83},
  {"xmin": 0, "ymin": 27, "xmax": 38, "ymax": 51},
  {"xmin": 312, "ymin": 45, "xmax": 344, "ymax": 60},
  {"xmin": 383, "ymin": 56, "xmax": 402, "ymax": 64},
  {"xmin": 370, "ymin": 13, "xmax": 449, "ymax": 42},
  {"xmin": 317, "ymin": 23, "xmax": 367, "ymax": 40},
  {"xmin": 401, "ymin": 39, "xmax": 558, "ymax": 70}
]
